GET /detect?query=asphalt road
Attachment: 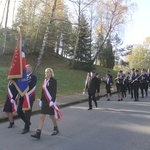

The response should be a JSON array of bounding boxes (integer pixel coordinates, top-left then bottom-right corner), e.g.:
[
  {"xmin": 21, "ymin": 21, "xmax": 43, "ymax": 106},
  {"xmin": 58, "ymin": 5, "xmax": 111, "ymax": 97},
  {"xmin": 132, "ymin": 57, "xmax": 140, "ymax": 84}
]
[{"xmin": 1, "ymin": 91, "xmax": 150, "ymax": 150}]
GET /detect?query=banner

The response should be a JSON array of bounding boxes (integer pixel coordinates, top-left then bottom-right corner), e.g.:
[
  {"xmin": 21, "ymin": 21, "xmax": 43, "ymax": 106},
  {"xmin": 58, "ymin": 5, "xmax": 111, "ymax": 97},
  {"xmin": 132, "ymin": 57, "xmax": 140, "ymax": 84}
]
[{"xmin": 8, "ymin": 30, "xmax": 29, "ymax": 97}]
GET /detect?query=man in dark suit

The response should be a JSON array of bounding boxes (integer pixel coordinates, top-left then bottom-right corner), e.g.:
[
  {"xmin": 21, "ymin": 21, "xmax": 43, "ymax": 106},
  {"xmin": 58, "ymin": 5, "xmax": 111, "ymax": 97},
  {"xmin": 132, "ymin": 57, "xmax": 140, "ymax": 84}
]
[
  {"xmin": 17, "ymin": 64, "xmax": 37, "ymax": 134},
  {"xmin": 140, "ymin": 69, "xmax": 148, "ymax": 98},
  {"xmin": 132, "ymin": 70, "xmax": 140, "ymax": 101},
  {"xmin": 129, "ymin": 68, "xmax": 135, "ymax": 98},
  {"xmin": 86, "ymin": 70, "xmax": 99, "ymax": 110}
]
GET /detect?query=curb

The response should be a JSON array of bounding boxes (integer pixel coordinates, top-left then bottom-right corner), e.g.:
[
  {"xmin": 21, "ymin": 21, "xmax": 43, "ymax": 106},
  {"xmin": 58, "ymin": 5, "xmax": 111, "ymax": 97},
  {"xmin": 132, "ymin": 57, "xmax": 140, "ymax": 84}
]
[{"xmin": 0, "ymin": 91, "xmax": 117, "ymax": 123}]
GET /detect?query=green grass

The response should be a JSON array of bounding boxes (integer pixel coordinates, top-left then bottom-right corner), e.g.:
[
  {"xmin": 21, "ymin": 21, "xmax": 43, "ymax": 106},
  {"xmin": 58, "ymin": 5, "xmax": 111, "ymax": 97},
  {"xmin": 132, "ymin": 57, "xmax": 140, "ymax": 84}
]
[{"xmin": 0, "ymin": 53, "xmax": 117, "ymax": 104}]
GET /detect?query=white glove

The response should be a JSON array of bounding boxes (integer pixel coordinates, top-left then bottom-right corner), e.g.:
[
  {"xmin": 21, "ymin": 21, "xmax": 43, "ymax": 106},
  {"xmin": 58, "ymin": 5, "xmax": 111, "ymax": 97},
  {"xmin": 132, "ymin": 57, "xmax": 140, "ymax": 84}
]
[
  {"xmin": 39, "ymin": 100, "xmax": 42, "ymax": 107},
  {"xmin": 10, "ymin": 99, "xmax": 14, "ymax": 104},
  {"xmin": 49, "ymin": 101, "xmax": 54, "ymax": 107}
]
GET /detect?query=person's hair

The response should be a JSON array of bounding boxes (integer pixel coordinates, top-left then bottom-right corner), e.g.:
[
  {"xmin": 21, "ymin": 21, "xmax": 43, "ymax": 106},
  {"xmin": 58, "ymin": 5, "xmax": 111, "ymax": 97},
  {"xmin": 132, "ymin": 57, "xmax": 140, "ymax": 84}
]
[
  {"xmin": 26, "ymin": 64, "xmax": 32, "ymax": 67},
  {"xmin": 45, "ymin": 68, "xmax": 54, "ymax": 77},
  {"xmin": 26, "ymin": 64, "xmax": 32, "ymax": 71}
]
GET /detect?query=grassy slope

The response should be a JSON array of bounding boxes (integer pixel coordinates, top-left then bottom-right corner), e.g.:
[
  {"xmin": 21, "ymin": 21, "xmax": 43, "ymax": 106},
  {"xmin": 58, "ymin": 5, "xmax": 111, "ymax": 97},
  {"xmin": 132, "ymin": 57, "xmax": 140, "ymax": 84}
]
[{"xmin": 0, "ymin": 52, "xmax": 117, "ymax": 104}]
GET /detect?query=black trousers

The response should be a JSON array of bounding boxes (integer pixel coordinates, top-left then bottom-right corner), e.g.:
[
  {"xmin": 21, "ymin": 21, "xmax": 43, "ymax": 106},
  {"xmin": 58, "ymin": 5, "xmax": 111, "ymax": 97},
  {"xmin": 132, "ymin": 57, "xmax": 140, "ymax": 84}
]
[
  {"xmin": 140, "ymin": 83, "xmax": 148, "ymax": 97},
  {"xmin": 126, "ymin": 83, "xmax": 131, "ymax": 94},
  {"xmin": 130, "ymin": 84, "xmax": 134, "ymax": 98},
  {"xmin": 144, "ymin": 83, "xmax": 148, "ymax": 96},
  {"xmin": 140, "ymin": 83, "xmax": 144, "ymax": 97},
  {"xmin": 133, "ymin": 84, "xmax": 139, "ymax": 100},
  {"xmin": 17, "ymin": 96, "xmax": 35, "ymax": 129},
  {"xmin": 88, "ymin": 93, "xmax": 97, "ymax": 109}
]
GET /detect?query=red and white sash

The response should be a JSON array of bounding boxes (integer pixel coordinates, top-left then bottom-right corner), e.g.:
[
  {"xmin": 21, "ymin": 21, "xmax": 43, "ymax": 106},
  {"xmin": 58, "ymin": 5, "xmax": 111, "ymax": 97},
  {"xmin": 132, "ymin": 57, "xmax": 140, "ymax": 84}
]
[
  {"xmin": 7, "ymin": 87, "xmax": 17, "ymax": 113},
  {"xmin": 22, "ymin": 86, "xmax": 36, "ymax": 110},
  {"xmin": 42, "ymin": 79, "xmax": 62, "ymax": 120}
]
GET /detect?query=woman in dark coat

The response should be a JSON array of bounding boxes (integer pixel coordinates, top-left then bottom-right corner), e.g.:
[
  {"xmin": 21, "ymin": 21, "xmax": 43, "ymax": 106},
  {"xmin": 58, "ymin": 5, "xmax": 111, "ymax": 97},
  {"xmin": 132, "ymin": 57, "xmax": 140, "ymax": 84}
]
[
  {"xmin": 31, "ymin": 68, "xmax": 62, "ymax": 139},
  {"xmin": 3, "ymin": 82, "xmax": 18, "ymax": 128}
]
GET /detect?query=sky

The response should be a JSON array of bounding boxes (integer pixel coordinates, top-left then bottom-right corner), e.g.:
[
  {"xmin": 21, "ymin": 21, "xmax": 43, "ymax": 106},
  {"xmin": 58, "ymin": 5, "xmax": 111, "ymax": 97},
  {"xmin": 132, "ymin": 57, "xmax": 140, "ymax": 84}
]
[
  {"xmin": 0, "ymin": 0, "xmax": 150, "ymax": 46},
  {"xmin": 123, "ymin": 0, "xmax": 150, "ymax": 45}
]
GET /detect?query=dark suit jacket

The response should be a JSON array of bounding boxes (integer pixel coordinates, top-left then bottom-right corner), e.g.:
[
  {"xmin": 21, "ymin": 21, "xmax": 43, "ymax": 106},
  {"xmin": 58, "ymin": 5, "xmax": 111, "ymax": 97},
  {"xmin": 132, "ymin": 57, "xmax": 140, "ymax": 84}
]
[
  {"xmin": 28, "ymin": 74, "xmax": 37, "ymax": 91},
  {"xmin": 41, "ymin": 77, "xmax": 57, "ymax": 103},
  {"xmin": 132, "ymin": 74, "xmax": 140, "ymax": 86},
  {"xmin": 3, "ymin": 82, "xmax": 18, "ymax": 112},
  {"xmin": 9, "ymin": 82, "xmax": 18, "ymax": 100},
  {"xmin": 27, "ymin": 73, "xmax": 37, "ymax": 107},
  {"xmin": 86, "ymin": 76, "xmax": 99, "ymax": 94}
]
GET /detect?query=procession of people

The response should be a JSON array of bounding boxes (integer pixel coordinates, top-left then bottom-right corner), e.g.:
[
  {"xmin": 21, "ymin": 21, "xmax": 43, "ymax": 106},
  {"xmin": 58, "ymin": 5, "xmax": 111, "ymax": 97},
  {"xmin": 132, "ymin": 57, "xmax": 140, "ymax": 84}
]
[
  {"xmin": 2, "ymin": 42, "xmax": 150, "ymax": 139},
  {"xmin": 2, "ymin": 28, "xmax": 62, "ymax": 140},
  {"xmin": 3, "ymin": 65, "xmax": 61, "ymax": 139},
  {"xmin": 83, "ymin": 68, "xmax": 150, "ymax": 108}
]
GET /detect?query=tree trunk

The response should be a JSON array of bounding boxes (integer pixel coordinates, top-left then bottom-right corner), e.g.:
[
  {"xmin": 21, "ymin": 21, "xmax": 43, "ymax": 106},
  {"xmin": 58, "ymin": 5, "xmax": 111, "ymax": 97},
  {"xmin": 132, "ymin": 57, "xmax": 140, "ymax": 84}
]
[
  {"xmin": 72, "ymin": 28, "xmax": 80, "ymax": 67},
  {"xmin": 32, "ymin": 18, "xmax": 43, "ymax": 52},
  {"xmin": 90, "ymin": 26, "xmax": 112, "ymax": 65},
  {"xmin": 1, "ymin": 0, "xmax": 10, "ymax": 55},
  {"xmin": 0, "ymin": 0, "xmax": 8, "ymax": 26},
  {"xmin": 33, "ymin": 0, "xmax": 57, "ymax": 73},
  {"xmin": 71, "ymin": 0, "xmax": 81, "ymax": 68},
  {"xmin": 12, "ymin": 0, "xmax": 16, "ymax": 26},
  {"xmin": 56, "ymin": 31, "xmax": 61, "ymax": 55}
]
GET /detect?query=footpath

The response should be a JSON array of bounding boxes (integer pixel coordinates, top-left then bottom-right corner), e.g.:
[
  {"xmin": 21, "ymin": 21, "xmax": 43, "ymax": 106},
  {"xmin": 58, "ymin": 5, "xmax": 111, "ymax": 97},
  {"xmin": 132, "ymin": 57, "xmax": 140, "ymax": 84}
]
[{"xmin": 0, "ymin": 88, "xmax": 117, "ymax": 123}]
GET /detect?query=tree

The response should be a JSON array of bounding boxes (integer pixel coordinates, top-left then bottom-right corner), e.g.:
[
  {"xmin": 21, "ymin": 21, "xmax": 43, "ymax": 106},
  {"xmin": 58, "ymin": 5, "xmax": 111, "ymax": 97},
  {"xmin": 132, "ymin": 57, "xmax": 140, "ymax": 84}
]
[
  {"xmin": 34, "ymin": 0, "xmax": 58, "ymax": 73},
  {"xmin": 75, "ymin": 14, "xmax": 91, "ymax": 62},
  {"xmin": 69, "ymin": 0, "xmax": 96, "ymax": 68},
  {"xmin": 125, "ymin": 44, "xmax": 147, "ymax": 69},
  {"xmin": 1, "ymin": 0, "xmax": 10, "ymax": 55},
  {"xmin": 90, "ymin": 0, "xmax": 135, "ymax": 65},
  {"xmin": 125, "ymin": 36, "xmax": 150, "ymax": 70},
  {"xmin": 14, "ymin": 0, "xmax": 71, "ymax": 55},
  {"xmin": 0, "ymin": 0, "xmax": 8, "ymax": 27},
  {"xmin": 12, "ymin": 0, "xmax": 17, "ymax": 26},
  {"xmin": 98, "ymin": 39, "xmax": 114, "ymax": 68},
  {"xmin": 140, "ymin": 37, "xmax": 150, "ymax": 69}
]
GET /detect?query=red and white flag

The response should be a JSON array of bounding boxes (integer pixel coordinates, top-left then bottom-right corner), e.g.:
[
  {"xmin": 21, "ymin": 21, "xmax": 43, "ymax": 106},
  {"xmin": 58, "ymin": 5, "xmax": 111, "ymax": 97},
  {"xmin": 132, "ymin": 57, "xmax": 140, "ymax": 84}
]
[{"xmin": 7, "ymin": 30, "xmax": 30, "ymax": 110}]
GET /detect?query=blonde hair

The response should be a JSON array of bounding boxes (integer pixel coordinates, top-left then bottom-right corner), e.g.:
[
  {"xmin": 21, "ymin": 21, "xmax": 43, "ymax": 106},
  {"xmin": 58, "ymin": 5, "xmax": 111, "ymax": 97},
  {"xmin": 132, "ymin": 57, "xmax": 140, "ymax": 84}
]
[{"xmin": 45, "ymin": 68, "xmax": 54, "ymax": 77}]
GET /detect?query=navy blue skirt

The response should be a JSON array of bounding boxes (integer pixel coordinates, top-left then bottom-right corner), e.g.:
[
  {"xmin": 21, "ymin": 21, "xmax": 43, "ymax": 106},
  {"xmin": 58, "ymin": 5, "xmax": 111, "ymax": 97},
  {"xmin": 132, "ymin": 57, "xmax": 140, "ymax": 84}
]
[{"xmin": 3, "ymin": 99, "xmax": 12, "ymax": 112}]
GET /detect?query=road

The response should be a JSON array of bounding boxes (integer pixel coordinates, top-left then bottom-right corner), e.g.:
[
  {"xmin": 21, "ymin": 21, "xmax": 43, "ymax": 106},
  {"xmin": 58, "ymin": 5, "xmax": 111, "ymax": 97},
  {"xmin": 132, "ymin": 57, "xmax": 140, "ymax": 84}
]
[{"xmin": 0, "ymin": 92, "xmax": 150, "ymax": 150}]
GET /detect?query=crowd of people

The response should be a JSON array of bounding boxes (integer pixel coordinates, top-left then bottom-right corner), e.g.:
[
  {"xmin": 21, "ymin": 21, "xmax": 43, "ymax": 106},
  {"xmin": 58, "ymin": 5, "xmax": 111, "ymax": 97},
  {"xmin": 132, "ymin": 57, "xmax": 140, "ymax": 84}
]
[
  {"xmin": 84, "ymin": 68, "xmax": 150, "ymax": 109},
  {"xmin": 114, "ymin": 68, "xmax": 150, "ymax": 101},
  {"xmin": 3, "ymin": 65, "xmax": 150, "ymax": 138},
  {"xmin": 3, "ymin": 65, "xmax": 60, "ymax": 139}
]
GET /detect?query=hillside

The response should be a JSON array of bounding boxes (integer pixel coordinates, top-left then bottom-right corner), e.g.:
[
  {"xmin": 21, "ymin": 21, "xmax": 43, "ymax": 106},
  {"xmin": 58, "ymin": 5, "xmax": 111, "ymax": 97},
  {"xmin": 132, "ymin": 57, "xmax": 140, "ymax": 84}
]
[{"xmin": 0, "ymin": 52, "xmax": 117, "ymax": 104}]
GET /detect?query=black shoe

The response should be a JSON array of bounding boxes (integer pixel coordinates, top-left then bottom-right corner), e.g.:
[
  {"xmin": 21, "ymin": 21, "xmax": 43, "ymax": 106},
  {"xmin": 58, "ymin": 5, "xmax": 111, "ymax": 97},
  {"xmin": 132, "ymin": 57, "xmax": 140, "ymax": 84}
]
[
  {"xmin": 51, "ymin": 127, "xmax": 59, "ymax": 136},
  {"xmin": 8, "ymin": 122, "xmax": 14, "ymax": 128},
  {"xmin": 23, "ymin": 122, "xmax": 31, "ymax": 130},
  {"xmin": 118, "ymin": 99, "xmax": 120, "ymax": 101},
  {"xmin": 31, "ymin": 129, "xmax": 41, "ymax": 139},
  {"xmin": 88, "ymin": 108, "xmax": 92, "ymax": 110},
  {"xmin": 22, "ymin": 129, "xmax": 29, "ymax": 134},
  {"xmin": 120, "ymin": 99, "xmax": 123, "ymax": 101},
  {"xmin": 107, "ymin": 99, "xmax": 110, "ymax": 101}
]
